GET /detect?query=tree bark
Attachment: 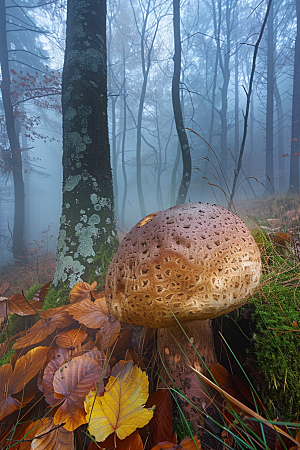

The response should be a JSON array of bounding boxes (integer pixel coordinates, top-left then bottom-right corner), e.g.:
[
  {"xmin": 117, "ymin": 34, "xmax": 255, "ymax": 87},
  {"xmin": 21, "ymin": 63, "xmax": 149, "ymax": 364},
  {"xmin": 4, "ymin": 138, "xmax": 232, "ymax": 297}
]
[
  {"xmin": 289, "ymin": 0, "xmax": 300, "ymax": 193},
  {"xmin": 53, "ymin": 0, "xmax": 118, "ymax": 289},
  {"xmin": 172, "ymin": 0, "xmax": 191, "ymax": 205},
  {"xmin": 274, "ymin": 79, "xmax": 285, "ymax": 193},
  {"xmin": 0, "ymin": 0, "xmax": 27, "ymax": 264},
  {"xmin": 265, "ymin": 0, "xmax": 274, "ymax": 195}
]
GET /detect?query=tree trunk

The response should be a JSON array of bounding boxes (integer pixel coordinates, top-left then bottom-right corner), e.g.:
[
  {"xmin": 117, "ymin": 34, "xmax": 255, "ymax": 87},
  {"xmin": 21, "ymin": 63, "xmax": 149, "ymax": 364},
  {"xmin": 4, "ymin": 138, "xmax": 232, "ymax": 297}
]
[
  {"xmin": 235, "ymin": 48, "xmax": 239, "ymax": 160},
  {"xmin": 274, "ymin": 79, "xmax": 285, "ymax": 193},
  {"xmin": 289, "ymin": 0, "xmax": 300, "ymax": 193},
  {"xmin": 53, "ymin": 0, "xmax": 118, "ymax": 289},
  {"xmin": 265, "ymin": 0, "xmax": 274, "ymax": 195},
  {"xmin": 121, "ymin": 49, "xmax": 128, "ymax": 231},
  {"xmin": 172, "ymin": 0, "xmax": 191, "ymax": 205},
  {"xmin": 0, "ymin": 0, "xmax": 27, "ymax": 264}
]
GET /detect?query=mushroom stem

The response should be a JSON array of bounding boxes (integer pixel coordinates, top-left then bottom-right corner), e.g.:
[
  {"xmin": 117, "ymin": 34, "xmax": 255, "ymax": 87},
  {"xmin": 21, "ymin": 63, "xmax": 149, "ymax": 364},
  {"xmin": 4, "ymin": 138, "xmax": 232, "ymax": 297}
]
[{"xmin": 157, "ymin": 319, "xmax": 218, "ymax": 438}]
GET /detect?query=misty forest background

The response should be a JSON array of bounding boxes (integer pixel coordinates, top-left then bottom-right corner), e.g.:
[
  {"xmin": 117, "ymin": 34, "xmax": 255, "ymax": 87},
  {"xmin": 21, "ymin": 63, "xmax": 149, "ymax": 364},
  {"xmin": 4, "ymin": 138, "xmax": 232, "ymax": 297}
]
[{"xmin": 0, "ymin": 0, "xmax": 299, "ymax": 269}]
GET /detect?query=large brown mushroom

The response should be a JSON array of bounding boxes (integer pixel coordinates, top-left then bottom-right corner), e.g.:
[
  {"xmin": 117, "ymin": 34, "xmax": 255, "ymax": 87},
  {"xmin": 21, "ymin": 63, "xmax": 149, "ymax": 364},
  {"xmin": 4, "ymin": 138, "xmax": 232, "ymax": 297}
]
[{"xmin": 105, "ymin": 203, "xmax": 261, "ymax": 437}]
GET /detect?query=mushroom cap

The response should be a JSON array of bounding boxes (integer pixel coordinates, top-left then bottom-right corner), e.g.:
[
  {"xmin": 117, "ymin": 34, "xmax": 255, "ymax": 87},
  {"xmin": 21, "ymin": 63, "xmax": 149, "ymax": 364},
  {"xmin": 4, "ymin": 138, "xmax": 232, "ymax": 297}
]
[{"xmin": 105, "ymin": 203, "xmax": 261, "ymax": 327}]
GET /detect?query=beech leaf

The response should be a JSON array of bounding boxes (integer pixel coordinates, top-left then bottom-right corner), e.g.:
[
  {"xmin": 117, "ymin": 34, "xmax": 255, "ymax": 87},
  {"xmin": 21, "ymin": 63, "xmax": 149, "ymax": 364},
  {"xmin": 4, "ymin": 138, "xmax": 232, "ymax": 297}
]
[
  {"xmin": 19, "ymin": 417, "xmax": 74, "ymax": 450},
  {"xmin": 85, "ymin": 360, "xmax": 154, "ymax": 442},
  {"xmin": 56, "ymin": 329, "xmax": 87, "ymax": 348},
  {"xmin": 67, "ymin": 296, "xmax": 111, "ymax": 329},
  {"xmin": 53, "ymin": 355, "xmax": 107, "ymax": 431},
  {"xmin": 13, "ymin": 308, "xmax": 73, "ymax": 350},
  {"xmin": 69, "ymin": 281, "xmax": 97, "ymax": 304},
  {"xmin": 150, "ymin": 436, "xmax": 202, "ymax": 450},
  {"xmin": 0, "ymin": 347, "xmax": 48, "ymax": 421}
]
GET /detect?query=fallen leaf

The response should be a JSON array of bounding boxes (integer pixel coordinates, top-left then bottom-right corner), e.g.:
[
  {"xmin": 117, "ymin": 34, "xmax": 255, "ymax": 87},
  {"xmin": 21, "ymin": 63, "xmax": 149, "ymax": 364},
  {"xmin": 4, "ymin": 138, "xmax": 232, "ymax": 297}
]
[
  {"xmin": 69, "ymin": 282, "xmax": 97, "ymax": 304},
  {"xmin": 85, "ymin": 360, "xmax": 154, "ymax": 442},
  {"xmin": 56, "ymin": 329, "xmax": 87, "ymax": 349},
  {"xmin": 142, "ymin": 389, "xmax": 173, "ymax": 450},
  {"xmin": 67, "ymin": 297, "xmax": 110, "ymax": 329},
  {"xmin": 0, "ymin": 347, "xmax": 48, "ymax": 421},
  {"xmin": 53, "ymin": 354, "xmax": 107, "ymax": 431},
  {"xmin": 19, "ymin": 417, "xmax": 74, "ymax": 450},
  {"xmin": 13, "ymin": 309, "xmax": 73, "ymax": 350},
  {"xmin": 150, "ymin": 436, "xmax": 201, "ymax": 450}
]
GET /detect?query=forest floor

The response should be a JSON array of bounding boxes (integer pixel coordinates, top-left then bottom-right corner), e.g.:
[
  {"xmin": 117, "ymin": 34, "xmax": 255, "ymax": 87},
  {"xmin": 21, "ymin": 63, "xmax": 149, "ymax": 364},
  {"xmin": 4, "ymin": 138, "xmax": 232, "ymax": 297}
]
[{"xmin": 1, "ymin": 195, "xmax": 300, "ymax": 449}]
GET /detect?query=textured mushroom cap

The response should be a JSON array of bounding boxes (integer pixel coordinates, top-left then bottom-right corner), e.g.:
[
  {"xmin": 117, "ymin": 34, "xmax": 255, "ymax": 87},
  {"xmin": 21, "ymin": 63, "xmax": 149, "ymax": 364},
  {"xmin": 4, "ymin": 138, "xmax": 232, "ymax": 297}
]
[{"xmin": 105, "ymin": 203, "xmax": 261, "ymax": 327}]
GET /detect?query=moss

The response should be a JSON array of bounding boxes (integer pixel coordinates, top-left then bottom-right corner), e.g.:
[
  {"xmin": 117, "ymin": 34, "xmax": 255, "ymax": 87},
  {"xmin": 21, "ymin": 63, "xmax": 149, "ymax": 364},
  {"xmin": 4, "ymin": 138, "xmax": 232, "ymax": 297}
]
[
  {"xmin": 89, "ymin": 241, "xmax": 117, "ymax": 288},
  {"xmin": 42, "ymin": 286, "xmax": 70, "ymax": 311},
  {"xmin": 26, "ymin": 284, "xmax": 43, "ymax": 301},
  {"xmin": 0, "ymin": 347, "xmax": 14, "ymax": 366},
  {"xmin": 247, "ymin": 229, "xmax": 300, "ymax": 420}
]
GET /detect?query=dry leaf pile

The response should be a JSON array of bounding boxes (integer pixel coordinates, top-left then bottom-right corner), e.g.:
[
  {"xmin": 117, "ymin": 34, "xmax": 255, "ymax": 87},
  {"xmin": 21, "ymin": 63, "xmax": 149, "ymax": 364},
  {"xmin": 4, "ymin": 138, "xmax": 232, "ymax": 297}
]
[{"xmin": 0, "ymin": 281, "xmax": 201, "ymax": 450}]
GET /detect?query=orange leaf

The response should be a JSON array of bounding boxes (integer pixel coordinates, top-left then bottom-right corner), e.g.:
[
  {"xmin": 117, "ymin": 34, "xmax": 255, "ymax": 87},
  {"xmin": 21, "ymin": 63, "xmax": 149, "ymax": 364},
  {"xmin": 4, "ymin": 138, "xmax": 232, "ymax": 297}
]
[
  {"xmin": 7, "ymin": 294, "xmax": 43, "ymax": 316},
  {"xmin": 96, "ymin": 317, "xmax": 121, "ymax": 351},
  {"xmin": 0, "ymin": 347, "xmax": 48, "ymax": 421},
  {"xmin": 69, "ymin": 281, "xmax": 97, "ymax": 304},
  {"xmin": 13, "ymin": 308, "xmax": 73, "ymax": 350},
  {"xmin": 67, "ymin": 296, "xmax": 110, "ymax": 329},
  {"xmin": 150, "ymin": 436, "xmax": 201, "ymax": 450},
  {"xmin": 18, "ymin": 417, "xmax": 74, "ymax": 450},
  {"xmin": 53, "ymin": 354, "xmax": 108, "ymax": 431},
  {"xmin": 56, "ymin": 329, "xmax": 87, "ymax": 348}
]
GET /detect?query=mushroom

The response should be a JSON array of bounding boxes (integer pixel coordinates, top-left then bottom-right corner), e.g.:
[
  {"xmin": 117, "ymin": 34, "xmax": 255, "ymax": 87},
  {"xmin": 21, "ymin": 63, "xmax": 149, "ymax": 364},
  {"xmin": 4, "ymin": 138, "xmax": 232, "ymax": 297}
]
[{"xmin": 105, "ymin": 203, "xmax": 261, "ymax": 437}]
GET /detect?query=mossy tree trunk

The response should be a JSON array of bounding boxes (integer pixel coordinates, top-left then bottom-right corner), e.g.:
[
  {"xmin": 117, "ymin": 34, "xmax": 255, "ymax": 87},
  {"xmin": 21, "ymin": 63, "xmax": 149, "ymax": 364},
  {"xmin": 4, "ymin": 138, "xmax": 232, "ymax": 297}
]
[{"xmin": 53, "ymin": 0, "xmax": 118, "ymax": 290}]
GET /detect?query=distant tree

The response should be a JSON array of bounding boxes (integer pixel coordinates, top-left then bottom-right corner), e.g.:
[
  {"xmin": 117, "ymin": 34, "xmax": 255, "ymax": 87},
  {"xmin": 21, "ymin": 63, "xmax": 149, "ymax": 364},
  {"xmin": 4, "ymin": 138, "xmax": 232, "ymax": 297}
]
[
  {"xmin": 172, "ymin": 0, "xmax": 191, "ymax": 205},
  {"xmin": 53, "ymin": 0, "xmax": 118, "ymax": 289},
  {"xmin": 289, "ymin": 0, "xmax": 300, "ymax": 193},
  {"xmin": 0, "ymin": 0, "xmax": 26, "ymax": 263}
]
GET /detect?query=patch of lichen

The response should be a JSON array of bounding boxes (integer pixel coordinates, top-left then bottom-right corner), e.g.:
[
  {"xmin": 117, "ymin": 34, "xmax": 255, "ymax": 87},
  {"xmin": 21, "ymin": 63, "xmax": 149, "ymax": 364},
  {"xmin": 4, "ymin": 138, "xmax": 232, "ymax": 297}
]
[{"xmin": 247, "ymin": 229, "xmax": 300, "ymax": 420}]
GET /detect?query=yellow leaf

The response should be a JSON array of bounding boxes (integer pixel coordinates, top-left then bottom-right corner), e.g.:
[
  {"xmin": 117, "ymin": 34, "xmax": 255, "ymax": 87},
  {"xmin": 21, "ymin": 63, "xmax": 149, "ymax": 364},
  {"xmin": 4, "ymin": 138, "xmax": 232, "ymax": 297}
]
[{"xmin": 85, "ymin": 360, "xmax": 154, "ymax": 442}]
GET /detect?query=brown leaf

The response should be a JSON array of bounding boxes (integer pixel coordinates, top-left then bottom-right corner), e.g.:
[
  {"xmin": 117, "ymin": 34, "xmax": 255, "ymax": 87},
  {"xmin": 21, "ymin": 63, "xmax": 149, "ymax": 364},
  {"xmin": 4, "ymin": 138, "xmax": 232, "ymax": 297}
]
[
  {"xmin": 19, "ymin": 417, "xmax": 74, "ymax": 450},
  {"xmin": 116, "ymin": 430, "xmax": 143, "ymax": 449},
  {"xmin": 13, "ymin": 309, "xmax": 73, "ymax": 350},
  {"xmin": 142, "ymin": 389, "xmax": 173, "ymax": 450},
  {"xmin": 7, "ymin": 294, "xmax": 43, "ymax": 316},
  {"xmin": 56, "ymin": 329, "xmax": 87, "ymax": 349},
  {"xmin": 69, "ymin": 282, "xmax": 97, "ymax": 304},
  {"xmin": 53, "ymin": 355, "xmax": 107, "ymax": 431},
  {"xmin": 67, "ymin": 297, "xmax": 109, "ymax": 329},
  {"xmin": 96, "ymin": 317, "xmax": 121, "ymax": 351},
  {"xmin": 111, "ymin": 327, "xmax": 133, "ymax": 360},
  {"xmin": 39, "ymin": 281, "xmax": 52, "ymax": 301},
  {"xmin": 39, "ymin": 347, "xmax": 70, "ymax": 407},
  {"xmin": 0, "ymin": 347, "xmax": 48, "ymax": 421},
  {"xmin": 150, "ymin": 436, "xmax": 201, "ymax": 450},
  {"xmin": 0, "ymin": 282, "xmax": 9, "ymax": 295}
]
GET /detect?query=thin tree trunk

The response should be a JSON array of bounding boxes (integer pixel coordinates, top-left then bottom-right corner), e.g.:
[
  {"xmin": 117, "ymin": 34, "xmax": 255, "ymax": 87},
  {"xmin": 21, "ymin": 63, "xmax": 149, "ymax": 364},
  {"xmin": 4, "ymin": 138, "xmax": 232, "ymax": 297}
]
[
  {"xmin": 274, "ymin": 79, "xmax": 285, "ymax": 193},
  {"xmin": 201, "ymin": 0, "xmax": 220, "ymax": 198},
  {"xmin": 0, "ymin": 0, "xmax": 27, "ymax": 264},
  {"xmin": 235, "ymin": 48, "xmax": 239, "ymax": 160},
  {"xmin": 172, "ymin": 0, "xmax": 191, "ymax": 205},
  {"xmin": 265, "ymin": 0, "xmax": 274, "ymax": 195},
  {"xmin": 289, "ymin": 0, "xmax": 300, "ymax": 193},
  {"xmin": 121, "ymin": 49, "xmax": 127, "ymax": 230}
]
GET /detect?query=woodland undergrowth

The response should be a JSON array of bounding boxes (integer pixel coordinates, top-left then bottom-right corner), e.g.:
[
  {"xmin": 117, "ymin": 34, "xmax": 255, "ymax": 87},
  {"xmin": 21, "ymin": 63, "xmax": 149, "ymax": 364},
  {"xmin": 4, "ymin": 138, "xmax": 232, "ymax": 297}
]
[{"xmin": 1, "ymin": 195, "xmax": 300, "ymax": 449}]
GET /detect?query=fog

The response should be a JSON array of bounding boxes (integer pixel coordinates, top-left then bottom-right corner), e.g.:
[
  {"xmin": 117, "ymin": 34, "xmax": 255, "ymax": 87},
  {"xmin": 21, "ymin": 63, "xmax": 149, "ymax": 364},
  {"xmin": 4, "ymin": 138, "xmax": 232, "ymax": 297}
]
[{"xmin": 0, "ymin": 0, "xmax": 298, "ymax": 267}]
